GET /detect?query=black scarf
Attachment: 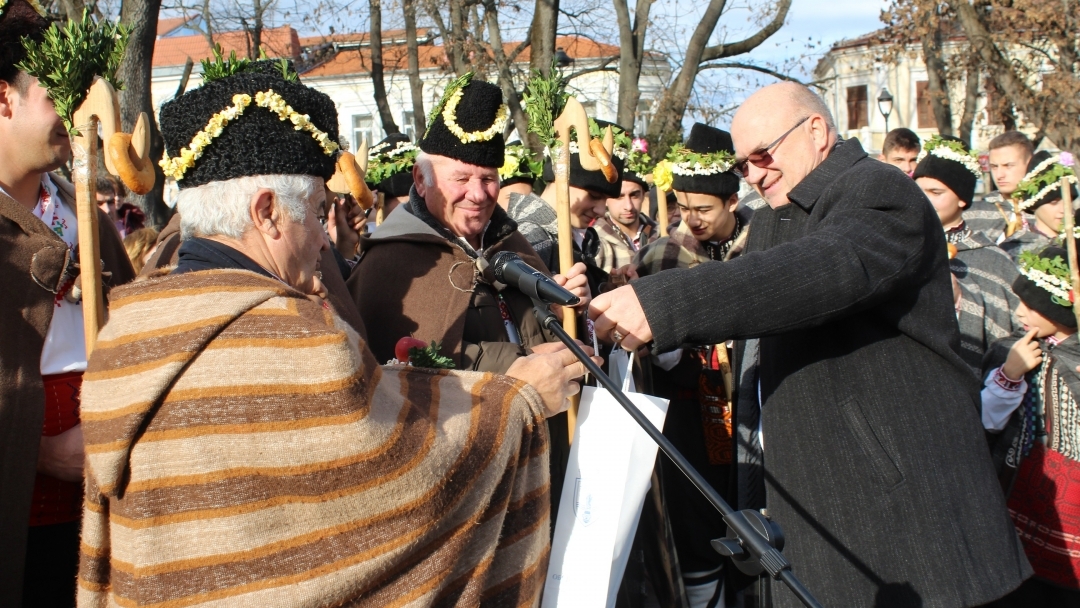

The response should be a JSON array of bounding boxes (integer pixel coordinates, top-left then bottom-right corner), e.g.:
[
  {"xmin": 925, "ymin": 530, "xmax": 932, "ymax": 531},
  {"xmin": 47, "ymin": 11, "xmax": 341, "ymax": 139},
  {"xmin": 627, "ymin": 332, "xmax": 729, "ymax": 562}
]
[{"xmin": 173, "ymin": 237, "xmax": 276, "ymax": 279}]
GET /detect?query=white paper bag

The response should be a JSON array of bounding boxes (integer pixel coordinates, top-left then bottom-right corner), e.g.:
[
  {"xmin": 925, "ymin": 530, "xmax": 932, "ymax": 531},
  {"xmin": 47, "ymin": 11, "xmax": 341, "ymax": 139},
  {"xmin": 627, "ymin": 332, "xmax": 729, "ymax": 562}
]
[{"xmin": 543, "ymin": 350, "xmax": 669, "ymax": 607}]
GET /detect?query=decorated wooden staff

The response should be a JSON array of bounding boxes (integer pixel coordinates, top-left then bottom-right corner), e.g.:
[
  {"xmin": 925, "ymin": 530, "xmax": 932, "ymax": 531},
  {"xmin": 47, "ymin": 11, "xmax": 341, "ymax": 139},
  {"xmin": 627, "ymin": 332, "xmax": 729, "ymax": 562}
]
[
  {"xmin": 18, "ymin": 11, "xmax": 155, "ymax": 354},
  {"xmin": 1059, "ymin": 151, "xmax": 1080, "ymax": 328},
  {"xmin": 326, "ymin": 134, "xmax": 373, "ymax": 209}
]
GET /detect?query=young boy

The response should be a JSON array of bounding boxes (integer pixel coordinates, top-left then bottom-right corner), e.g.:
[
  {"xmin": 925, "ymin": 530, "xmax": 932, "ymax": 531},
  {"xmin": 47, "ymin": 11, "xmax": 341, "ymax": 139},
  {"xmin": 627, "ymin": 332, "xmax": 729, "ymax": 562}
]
[
  {"xmin": 982, "ymin": 246, "xmax": 1080, "ymax": 606},
  {"xmin": 877, "ymin": 127, "xmax": 920, "ymax": 175},
  {"xmin": 913, "ymin": 135, "xmax": 1019, "ymax": 373},
  {"xmin": 1000, "ymin": 151, "xmax": 1078, "ymax": 261}
]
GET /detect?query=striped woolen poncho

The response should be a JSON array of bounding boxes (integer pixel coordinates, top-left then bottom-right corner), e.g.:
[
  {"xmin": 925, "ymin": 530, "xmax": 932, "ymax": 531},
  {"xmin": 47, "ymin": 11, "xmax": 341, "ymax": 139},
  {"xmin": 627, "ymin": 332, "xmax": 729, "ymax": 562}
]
[{"xmin": 77, "ymin": 270, "xmax": 550, "ymax": 607}]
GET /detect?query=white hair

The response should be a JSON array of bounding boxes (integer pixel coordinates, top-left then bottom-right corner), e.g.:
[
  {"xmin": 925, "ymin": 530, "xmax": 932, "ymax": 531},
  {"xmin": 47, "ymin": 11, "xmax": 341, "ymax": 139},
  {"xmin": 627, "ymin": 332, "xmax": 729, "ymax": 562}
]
[
  {"xmin": 177, "ymin": 174, "xmax": 321, "ymax": 240},
  {"xmin": 414, "ymin": 151, "xmax": 437, "ymax": 188}
]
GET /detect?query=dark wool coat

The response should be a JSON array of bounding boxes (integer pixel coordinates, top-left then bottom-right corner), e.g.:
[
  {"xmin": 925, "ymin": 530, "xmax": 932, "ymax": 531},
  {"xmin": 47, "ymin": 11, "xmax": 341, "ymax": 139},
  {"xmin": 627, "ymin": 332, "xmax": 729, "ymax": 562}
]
[
  {"xmin": 0, "ymin": 176, "xmax": 135, "ymax": 606},
  {"xmin": 632, "ymin": 139, "xmax": 1032, "ymax": 608}
]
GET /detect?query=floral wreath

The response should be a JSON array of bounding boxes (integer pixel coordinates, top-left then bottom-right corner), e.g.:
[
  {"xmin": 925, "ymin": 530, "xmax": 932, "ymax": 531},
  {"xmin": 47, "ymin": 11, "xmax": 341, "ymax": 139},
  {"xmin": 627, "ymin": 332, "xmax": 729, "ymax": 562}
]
[
  {"xmin": 917, "ymin": 136, "xmax": 982, "ymax": 177},
  {"xmin": 1013, "ymin": 154, "xmax": 1078, "ymax": 212},
  {"xmin": 160, "ymin": 89, "xmax": 340, "ymax": 181},
  {"xmin": 428, "ymin": 72, "xmax": 509, "ymax": 145},
  {"xmin": 651, "ymin": 147, "xmax": 736, "ymax": 192},
  {"xmin": 0, "ymin": 0, "xmax": 48, "ymax": 17},
  {"xmin": 1018, "ymin": 250, "xmax": 1075, "ymax": 307},
  {"xmin": 366, "ymin": 141, "xmax": 419, "ymax": 185},
  {"xmin": 500, "ymin": 143, "xmax": 542, "ymax": 182}
]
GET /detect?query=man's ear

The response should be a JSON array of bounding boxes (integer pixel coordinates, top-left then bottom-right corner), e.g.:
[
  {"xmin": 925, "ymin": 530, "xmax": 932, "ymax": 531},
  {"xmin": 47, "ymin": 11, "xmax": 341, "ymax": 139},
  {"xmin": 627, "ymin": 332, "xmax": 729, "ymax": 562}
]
[
  {"xmin": 0, "ymin": 80, "xmax": 16, "ymax": 120},
  {"xmin": 726, "ymin": 192, "xmax": 740, "ymax": 211},
  {"xmin": 809, "ymin": 114, "xmax": 831, "ymax": 152},
  {"xmin": 250, "ymin": 188, "xmax": 280, "ymax": 237},
  {"xmin": 412, "ymin": 163, "xmax": 426, "ymax": 197}
]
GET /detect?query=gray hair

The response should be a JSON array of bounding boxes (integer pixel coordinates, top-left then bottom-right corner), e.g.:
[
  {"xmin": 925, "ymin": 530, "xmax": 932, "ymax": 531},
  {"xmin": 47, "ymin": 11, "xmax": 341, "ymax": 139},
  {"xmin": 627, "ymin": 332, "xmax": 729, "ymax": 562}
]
[
  {"xmin": 414, "ymin": 151, "xmax": 437, "ymax": 188},
  {"xmin": 177, "ymin": 174, "xmax": 321, "ymax": 240}
]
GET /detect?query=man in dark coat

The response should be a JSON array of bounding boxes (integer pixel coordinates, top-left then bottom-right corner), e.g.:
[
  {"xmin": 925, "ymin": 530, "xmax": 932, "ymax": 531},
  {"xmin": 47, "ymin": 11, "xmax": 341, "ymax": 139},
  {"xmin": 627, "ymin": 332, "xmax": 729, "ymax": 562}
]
[
  {"xmin": 0, "ymin": 3, "xmax": 136, "ymax": 604},
  {"xmin": 590, "ymin": 82, "xmax": 1031, "ymax": 607}
]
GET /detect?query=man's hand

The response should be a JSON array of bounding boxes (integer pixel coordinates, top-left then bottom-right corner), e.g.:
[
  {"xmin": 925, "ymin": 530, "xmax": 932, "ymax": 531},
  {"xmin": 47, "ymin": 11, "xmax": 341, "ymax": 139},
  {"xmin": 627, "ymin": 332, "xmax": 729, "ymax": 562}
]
[
  {"xmin": 607, "ymin": 264, "xmax": 640, "ymax": 289},
  {"xmin": 327, "ymin": 195, "xmax": 365, "ymax": 258},
  {"xmin": 1003, "ymin": 328, "xmax": 1042, "ymax": 381},
  {"xmin": 552, "ymin": 261, "xmax": 592, "ymax": 309},
  {"xmin": 506, "ymin": 341, "xmax": 601, "ymax": 417},
  {"xmin": 589, "ymin": 284, "xmax": 653, "ymax": 350},
  {"xmin": 37, "ymin": 424, "xmax": 84, "ymax": 483}
]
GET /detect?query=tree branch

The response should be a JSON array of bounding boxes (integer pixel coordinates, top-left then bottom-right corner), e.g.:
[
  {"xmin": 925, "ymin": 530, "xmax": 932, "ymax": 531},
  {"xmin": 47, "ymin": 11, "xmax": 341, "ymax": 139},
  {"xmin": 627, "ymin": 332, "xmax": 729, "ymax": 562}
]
[
  {"xmin": 698, "ymin": 61, "xmax": 824, "ymax": 89},
  {"xmin": 700, "ymin": 0, "xmax": 791, "ymax": 62}
]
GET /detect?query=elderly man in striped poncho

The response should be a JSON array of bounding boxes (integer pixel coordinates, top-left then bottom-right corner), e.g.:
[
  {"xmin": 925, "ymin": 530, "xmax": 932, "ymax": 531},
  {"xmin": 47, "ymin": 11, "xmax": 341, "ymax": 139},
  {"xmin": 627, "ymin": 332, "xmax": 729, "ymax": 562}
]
[{"xmin": 76, "ymin": 60, "xmax": 592, "ymax": 608}]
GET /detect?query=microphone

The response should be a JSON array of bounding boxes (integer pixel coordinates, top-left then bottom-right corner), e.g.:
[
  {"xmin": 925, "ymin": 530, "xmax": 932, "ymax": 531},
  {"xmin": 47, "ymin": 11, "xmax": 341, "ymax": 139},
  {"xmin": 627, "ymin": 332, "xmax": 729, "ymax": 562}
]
[{"xmin": 490, "ymin": 251, "xmax": 581, "ymax": 307}]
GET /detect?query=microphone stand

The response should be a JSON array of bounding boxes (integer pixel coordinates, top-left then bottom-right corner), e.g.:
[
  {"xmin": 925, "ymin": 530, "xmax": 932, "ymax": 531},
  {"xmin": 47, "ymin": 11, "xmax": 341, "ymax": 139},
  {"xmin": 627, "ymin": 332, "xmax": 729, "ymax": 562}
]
[{"xmin": 533, "ymin": 300, "xmax": 823, "ymax": 608}]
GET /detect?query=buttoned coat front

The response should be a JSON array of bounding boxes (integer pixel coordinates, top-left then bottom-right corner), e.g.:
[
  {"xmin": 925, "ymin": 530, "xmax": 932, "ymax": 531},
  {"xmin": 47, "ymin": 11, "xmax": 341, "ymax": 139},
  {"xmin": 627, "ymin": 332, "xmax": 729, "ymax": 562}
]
[{"xmin": 633, "ymin": 140, "xmax": 1032, "ymax": 608}]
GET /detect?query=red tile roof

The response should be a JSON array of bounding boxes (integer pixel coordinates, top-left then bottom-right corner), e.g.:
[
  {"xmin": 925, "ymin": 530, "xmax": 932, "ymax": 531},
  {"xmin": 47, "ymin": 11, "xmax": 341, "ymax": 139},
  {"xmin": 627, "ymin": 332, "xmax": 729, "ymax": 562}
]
[
  {"xmin": 156, "ymin": 16, "xmax": 193, "ymax": 37},
  {"xmin": 152, "ymin": 26, "xmax": 302, "ymax": 67}
]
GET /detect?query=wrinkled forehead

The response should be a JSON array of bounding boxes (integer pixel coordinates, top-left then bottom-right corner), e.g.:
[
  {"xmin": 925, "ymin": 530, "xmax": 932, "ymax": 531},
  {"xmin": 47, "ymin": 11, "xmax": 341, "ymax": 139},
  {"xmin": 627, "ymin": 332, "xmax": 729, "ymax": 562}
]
[{"xmin": 433, "ymin": 155, "xmax": 498, "ymax": 179}]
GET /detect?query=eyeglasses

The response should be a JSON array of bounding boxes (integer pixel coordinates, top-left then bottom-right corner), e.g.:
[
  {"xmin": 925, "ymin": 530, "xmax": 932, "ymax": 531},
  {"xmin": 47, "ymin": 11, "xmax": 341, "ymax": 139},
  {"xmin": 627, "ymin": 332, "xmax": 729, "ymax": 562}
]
[{"xmin": 732, "ymin": 116, "xmax": 810, "ymax": 178}]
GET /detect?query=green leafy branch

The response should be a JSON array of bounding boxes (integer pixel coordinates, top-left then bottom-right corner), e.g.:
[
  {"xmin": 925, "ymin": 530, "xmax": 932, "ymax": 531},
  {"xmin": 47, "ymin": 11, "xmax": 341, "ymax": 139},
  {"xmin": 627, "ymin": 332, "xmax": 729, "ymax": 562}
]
[
  {"xmin": 922, "ymin": 135, "xmax": 977, "ymax": 160},
  {"xmin": 665, "ymin": 147, "xmax": 735, "ymax": 171},
  {"xmin": 408, "ymin": 341, "xmax": 455, "ymax": 369},
  {"xmin": 522, "ymin": 60, "xmax": 568, "ymax": 150},
  {"xmin": 427, "ymin": 71, "xmax": 473, "ymax": 131},
  {"xmin": 365, "ymin": 146, "xmax": 419, "ymax": 185},
  {"xmin": 200, "ymin": 44, "xmax": 254, "ymax": 84},
  {"xmin": 17, "ymin": 9, "xmax": 128, "ymax": 136},
  {"xmin": 1016, "ymin": 162, "xmax": 1075, "ymax": 199}
]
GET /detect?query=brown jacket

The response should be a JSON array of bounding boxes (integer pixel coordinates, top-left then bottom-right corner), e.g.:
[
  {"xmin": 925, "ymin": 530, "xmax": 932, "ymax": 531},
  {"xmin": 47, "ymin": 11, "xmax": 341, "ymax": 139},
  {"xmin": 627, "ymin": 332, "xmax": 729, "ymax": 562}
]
[
  {"xmin": 139, "ymin": 212, "xmax": 366, "ymax": 338},
  {"xmin": 348, "ymin": 196, "xmax": 553, "ymax": 374},
  {"xmin": 0, "ymin": 174, "xmax": 134, "ymax": 605}
]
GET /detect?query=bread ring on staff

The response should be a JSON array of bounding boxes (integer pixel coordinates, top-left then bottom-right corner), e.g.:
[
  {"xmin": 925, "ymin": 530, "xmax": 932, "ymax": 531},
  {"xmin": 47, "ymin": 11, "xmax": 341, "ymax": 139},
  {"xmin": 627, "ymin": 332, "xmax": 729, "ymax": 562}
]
[
  {"xmin": 589, "ymin": 138, "xmax": 618, "ymax": 183},
  {"xmin": 108, "ymin": 133, "xmax": 155, "ymax": 195},
  {"xmin": 328, "ymin": 152, "xmax": 375, "ymax": 210}
]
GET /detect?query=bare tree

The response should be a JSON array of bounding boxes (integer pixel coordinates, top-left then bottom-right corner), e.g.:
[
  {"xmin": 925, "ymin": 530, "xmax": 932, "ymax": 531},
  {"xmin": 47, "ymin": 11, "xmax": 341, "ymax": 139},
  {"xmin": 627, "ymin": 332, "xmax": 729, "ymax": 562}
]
[
  {"xmin": 118, "ymin": 0, "xmax": 169, "ymax": 226},
  {"xmin": 369, "ymin": 0, "xmax": 401, "ymax": 135},
  {"xmin": 612, "ymin": 0, "xmax": 652, "ymax": 128},
  {"xmin": 529, "ymin": 0, "xmax": 558, "ymax": 77},
  {"xmin": 645, "ymin": 0, "xmax": 792, "ymax": 158},
  {"xmin": 919, "ymin": 7, "xmax": 954, "ymax": 136},
  {"xmin": 403, "ymin": 0, "xmax": 427, "ymax": 138}
]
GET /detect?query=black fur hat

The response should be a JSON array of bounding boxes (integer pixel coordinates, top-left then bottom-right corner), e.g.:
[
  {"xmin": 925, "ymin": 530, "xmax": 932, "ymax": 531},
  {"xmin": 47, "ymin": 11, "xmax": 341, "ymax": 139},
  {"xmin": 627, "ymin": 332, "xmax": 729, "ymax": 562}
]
[
  {"xmin": 1013, "ymin": 151, "xmax": 1079, "ymax": 213},
  {"xmin": 420, "ymin": 75, "xmax": 507, "ymax": 168},
  {"xmin": 541, "ymin": 118, "xmax": 625, "ymax": 198},
  {"xmin": 0, "ymin": 0, "xmax": 48, "ymax": 83},
  {"xmin": 669, "ymin": 123, "xmax": 739, "ymax": 197},
  {"xmin": 366, "ymin": 133, "xmax": 417, "ymax": 198},
  {"xmin": 158, "ymin": 60, "xmax": 340, "ymax": 189},
  {"xmin": 1014, "ymin": 246, "xmax": 1078, "ymax": 328},
  {"xmin": 912, "ymin": 135, "xmax": 979, "ymax": 204}
]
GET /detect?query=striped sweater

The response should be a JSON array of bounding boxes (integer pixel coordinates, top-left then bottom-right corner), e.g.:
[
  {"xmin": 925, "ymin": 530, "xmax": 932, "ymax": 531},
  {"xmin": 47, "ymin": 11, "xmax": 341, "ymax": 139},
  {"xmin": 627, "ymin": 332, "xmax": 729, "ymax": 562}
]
[{"xmin": 77, "ymin": 269, "xmax": 550, "ymax": 607}]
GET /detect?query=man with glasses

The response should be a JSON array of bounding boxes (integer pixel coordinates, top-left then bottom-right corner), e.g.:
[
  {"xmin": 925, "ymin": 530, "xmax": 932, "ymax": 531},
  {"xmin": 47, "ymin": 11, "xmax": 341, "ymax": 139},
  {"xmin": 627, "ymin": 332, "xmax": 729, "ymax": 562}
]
[{"xmin": 590, "ymin": 82, "xmax": 1031, "ymax": 607}]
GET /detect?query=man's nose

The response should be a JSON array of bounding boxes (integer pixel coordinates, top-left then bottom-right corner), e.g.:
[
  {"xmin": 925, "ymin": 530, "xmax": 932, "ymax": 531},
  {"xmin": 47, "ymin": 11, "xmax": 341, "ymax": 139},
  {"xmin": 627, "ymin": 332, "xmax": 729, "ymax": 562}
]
[
  {"xmin": 744, "ymin": 161, "xmax": 769, "ymax": 185},
  {"xmin": 464, "ymin": 178, "xmax": 488, "ymax": 202}
]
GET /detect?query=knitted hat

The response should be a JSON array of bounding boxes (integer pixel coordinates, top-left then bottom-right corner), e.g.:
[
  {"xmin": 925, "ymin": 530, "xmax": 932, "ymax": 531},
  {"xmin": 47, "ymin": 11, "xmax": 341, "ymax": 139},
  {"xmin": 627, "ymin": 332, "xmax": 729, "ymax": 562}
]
[
  {"xmin": 912, "ymin": 135, "xmax": 980, "ymax": 204},
  {"xmin": 541, "ymin": 118, "xmax": 624, "ymax": 198},
  {"xmin": 499, "ymin": 140, "xmax": 542, "ymax": 188},
  {"xmin": 0, "ymin": 0, "xmax": 47, "ymax": 83},
  {"xmin": 655, "ymin": 123, "xmax": 739, "ymax": 197},
  {"xmin": 366, "ymin": 133, "xmax": 417, "ymax": 198},
  {"xmin": 1013, "ymin": 151, "xmax": 1078, "ymax": 213},
  {"xmin": 1014, "ymin": 246, "xmax": 1078, "ymax": 328},
  {"xmin": 420, "ymin": 73, "xmax": 508, "ymax": 168},
  {"xmin": 159, "ymin": 60, "xmax": 340, "ymax": 188}
]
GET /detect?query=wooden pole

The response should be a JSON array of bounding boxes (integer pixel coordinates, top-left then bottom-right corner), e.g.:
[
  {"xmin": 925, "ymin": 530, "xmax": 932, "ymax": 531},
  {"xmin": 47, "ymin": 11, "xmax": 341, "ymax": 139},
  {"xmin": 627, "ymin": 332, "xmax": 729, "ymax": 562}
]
[
  {"xmin": 657, "ymin": 187, "xmax": 669, "ymax": 237},
  {"xmin": 553, "ymin": 142, "xmax": 580, "ymax": 440},
  {"xmin": 75, "ymin": 116, "xmax": 104, "ymax": 355},
  {"xmin": 375, "ymin": 192, "xmax": 386, "ymax": 225},
  {"xmin": 1062, "ymin": 176, "xmax": 1080, "ymax": 329}
]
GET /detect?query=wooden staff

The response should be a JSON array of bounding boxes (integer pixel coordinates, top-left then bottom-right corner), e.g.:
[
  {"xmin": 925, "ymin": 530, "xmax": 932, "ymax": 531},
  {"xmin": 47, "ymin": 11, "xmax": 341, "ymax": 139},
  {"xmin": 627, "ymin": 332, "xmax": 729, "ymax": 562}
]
[
  {"xmin": 657, "ymin": 187, "xmax": 669, "ymax": 237},
  {"xmin": 375, "ymin": 192, "xmax": 386, "ymax": 225},
  {"xmin": 1063, "ymin": 173, "xmax": 1080, "ymax": 329},
  {"xmin": 551, "ymin": 97, "xmax": 616, "ymax": 441},
  {"xmin": 70, "ymin": 77, "xmax": 157, "ymax": 354}
]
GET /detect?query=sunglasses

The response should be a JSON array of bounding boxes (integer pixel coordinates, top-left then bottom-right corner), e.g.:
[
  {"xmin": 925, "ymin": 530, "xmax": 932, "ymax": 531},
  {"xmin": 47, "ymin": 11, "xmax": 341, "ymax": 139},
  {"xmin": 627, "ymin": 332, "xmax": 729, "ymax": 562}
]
[{"xmin": 732, "ymin": 116, "xmax": 810, "ymax": 178}]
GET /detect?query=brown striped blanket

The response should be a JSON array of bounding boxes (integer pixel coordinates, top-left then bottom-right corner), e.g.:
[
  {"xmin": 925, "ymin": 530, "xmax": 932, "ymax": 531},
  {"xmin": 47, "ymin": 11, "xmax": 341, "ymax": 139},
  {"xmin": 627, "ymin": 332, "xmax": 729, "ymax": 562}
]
[{"xmin": 77, "ymin": 269, "xmax": 550, "ymax": 607}]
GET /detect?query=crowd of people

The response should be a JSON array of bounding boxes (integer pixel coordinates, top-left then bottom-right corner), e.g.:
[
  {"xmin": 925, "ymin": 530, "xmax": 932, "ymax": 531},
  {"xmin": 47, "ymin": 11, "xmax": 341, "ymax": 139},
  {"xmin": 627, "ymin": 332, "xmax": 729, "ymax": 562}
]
[{"xmin": 3, "ymin": 0, "xmax": 1080, "ymax": 606}]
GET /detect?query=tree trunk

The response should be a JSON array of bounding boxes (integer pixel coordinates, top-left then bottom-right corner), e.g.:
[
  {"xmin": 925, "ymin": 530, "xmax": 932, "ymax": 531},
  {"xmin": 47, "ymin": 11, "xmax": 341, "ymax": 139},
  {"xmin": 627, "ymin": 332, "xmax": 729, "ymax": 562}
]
[
  {"xmin": 404, "ymin": 0, "xmax": 427, "ymax": 139},
  {"xmin": 958, "ymin": 60, "xmax": 979, "ymax": 146},
  {"xmin": 921, "ymin": 15, "xmax": 953, "ymax": 136},
  {"xmin": 483, "ymin": 0, "xmax": 529, "ymax": 141},
  {"xmin": 369, "ymin": 0, "xmax": 401, "ymax": 136},
  {"xmin": 118, "ymin": 0, "xmax": 168, "ymax": 228},
  {"xmin": 448, "ymin": 0, "xmax": 470, "ymax": 75},
  {"xmin": 646, "ymin": 0, "xmax": 791, "ymax": 159},
  {"xmin": 950, "ymin": 0, "xmax": 1079, "ymax": 151},
  {"xmin": 529, "ymin": 0, "xmax": 559, "ymax": 76},
  {"xmin": 613, "ymin": 0, "xmax": 653, "ymax": 130}
]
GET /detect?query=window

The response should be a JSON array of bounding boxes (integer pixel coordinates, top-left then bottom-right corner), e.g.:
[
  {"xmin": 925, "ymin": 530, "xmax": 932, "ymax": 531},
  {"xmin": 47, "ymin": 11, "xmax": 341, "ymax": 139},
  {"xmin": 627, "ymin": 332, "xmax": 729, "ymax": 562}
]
[
  {"xmin": 635, "ymin": 100, "xmax": 651, "ymax": 135},
  {"xmin": 402, "ymin": 110, "xmax": 416, "ymax": 141},
  {"xmin": 916, "ymin": 81, "xmax": 934, "ymax": 129},
  {"xmin": 352, "ymin": 114, "xmax": 374, "ymax": 151},
  {"xmin": 846, "ymin": 85, "xmax": 868, "ymax": 130},
  {"xmin": 580, "ymin": 101, "xmax": 597, "ymax": 119}
]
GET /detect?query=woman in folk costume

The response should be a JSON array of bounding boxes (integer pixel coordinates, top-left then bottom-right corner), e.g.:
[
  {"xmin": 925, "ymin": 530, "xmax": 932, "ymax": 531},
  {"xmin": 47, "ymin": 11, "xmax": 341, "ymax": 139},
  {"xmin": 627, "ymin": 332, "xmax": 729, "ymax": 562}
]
[
  {"xmin": 912, "ymin": 135, "xmax": 1020, "ymax": 374},
  {"xmin": 1001, "ymin": 151, "xmax": 1079, "ymax": 262},
  {"xmin": 982, "ymin": 246, "xmax": 1080, "ymax": 606},
  {"xmin": 0, "ymin": 4, "xmax": 136, "ymax": 606},
  {"xmin": 77, "ymin": 58, "xmax": 591, "ymax": 608},
  {"xmin": 623, "ymin": 123, "xmax": 750, "ymax": 608}
]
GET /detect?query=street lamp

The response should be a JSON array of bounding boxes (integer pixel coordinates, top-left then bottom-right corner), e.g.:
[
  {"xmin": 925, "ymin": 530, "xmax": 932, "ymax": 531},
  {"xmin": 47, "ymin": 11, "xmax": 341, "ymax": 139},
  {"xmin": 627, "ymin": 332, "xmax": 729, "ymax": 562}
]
[
  {"xmin": 555, "ymin": 47, "xmax": 574, "ymax": 68},
  {"xmin": 877, "ymin": 87, "xmax": 894, "ymax": 133}
]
